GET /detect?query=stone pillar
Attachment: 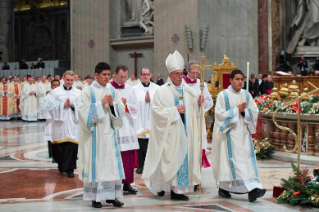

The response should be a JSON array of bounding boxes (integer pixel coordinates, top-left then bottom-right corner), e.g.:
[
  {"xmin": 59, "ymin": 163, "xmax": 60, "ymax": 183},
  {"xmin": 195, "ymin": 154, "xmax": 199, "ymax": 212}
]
[
  {"xmin": 258, "ymin": 0, "xmax": 268, "ymax": 75},
  {"xmin": 0, "ymin": 0, "xmax": 15, "ymax": 62}
]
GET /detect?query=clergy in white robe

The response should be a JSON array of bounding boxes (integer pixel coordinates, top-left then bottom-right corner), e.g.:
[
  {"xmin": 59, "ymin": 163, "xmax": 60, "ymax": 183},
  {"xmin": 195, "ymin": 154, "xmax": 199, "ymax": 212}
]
[
  {"xmin": 78, "ymin": 62, "xmax": 125, "ymax": 208},
  {"xmin": 142, "ymin": 50, "xmax": 204, "ymax": 201},
  {"xmin": 133, "ymin": 67, "xmax": 159, "ymax": 174},
  {"xmin": 36, "ymin": 75, "xmax": 47, "ymax": 120},
  {"xmin": 110, "ymin": 65, "xmax": 139, "ymax": 195},
  {"xmin": 47, "ymin": 71, "xmax": 81, "ymax": 178},
  {"xmin": 182, "ymin": 60, "xmax": 214, "ymax": 169},
  {"xmin": 40, "ymin": 79, "xmax": 61, "ymax": 162},
  {"xmin": 125, "ymin": 73, "xmax": 141, "ymax": 87},
  {"xmin": 212, "ymin": 70, "xmax": 266, "ymax": 202},
  {"xmin": 20, "ymin": 77, "xmax": 38, "ymax": 121},
  {"xmin": 73, "ymin": 74, "xmax": 83, "ymax": 90}
]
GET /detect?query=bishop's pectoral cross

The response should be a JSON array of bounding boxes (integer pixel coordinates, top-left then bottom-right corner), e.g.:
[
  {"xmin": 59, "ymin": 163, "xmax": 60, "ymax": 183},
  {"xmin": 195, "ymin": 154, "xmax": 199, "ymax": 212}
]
[
  {"xmin": 191, "ymin": 55, "xmax": 213, "ymax": 199},
  {"xmin": 129, "ymin": 52, "xmax": 143, "ymax": 78}
]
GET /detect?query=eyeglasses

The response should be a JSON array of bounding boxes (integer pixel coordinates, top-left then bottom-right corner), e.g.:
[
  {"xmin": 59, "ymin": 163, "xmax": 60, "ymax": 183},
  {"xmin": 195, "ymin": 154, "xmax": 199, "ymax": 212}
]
[
  {"xmin": 118, "ymin": 75, "xmax": 128, "ymax": 80},
  {"xmin": 171, "ymin": 73, "xmax": 183, "ymax": 77},
  {"xmin": 141, "ymin": 73, "xmax": 150, "ymax": 76}
]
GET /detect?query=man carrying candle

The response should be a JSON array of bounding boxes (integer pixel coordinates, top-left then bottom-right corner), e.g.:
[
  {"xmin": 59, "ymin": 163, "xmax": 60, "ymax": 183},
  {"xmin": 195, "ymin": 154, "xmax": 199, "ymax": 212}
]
[{"xmin": 212, "ymin": 70, "xmax": 266, "ymax": 202}]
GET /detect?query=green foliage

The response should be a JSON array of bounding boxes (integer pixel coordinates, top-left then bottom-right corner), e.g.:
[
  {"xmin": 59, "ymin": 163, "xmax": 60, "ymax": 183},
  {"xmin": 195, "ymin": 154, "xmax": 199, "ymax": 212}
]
[{"xmin": 277, "ymin": 163, "xmax": 319, "ymax": 208}]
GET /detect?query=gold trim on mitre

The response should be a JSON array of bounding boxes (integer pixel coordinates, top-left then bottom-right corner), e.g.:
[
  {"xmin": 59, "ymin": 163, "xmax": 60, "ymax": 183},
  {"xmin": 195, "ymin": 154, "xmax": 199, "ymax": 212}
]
[{"xmin": 165, "ymin": 50, "xmax": 185, "ymax": 73}]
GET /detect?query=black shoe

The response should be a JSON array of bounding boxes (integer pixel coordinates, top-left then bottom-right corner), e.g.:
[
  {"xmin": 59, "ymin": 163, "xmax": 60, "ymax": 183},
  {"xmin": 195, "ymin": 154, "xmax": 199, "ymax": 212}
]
[
  {"xmin": 52, "ymin": 159, "xmax": 56, "ymax": 163},
  {"xmin": 92, "ymin": 201, "xmax": 102, "ymax": 208},
  {"xmin": 194, "ymin": 185, "xmax": 199, "ymax": 192},
  {"xmin": 106, "ymin": 198, "xmax": 124, "ymax": 207},
  {"xmin": 170, "ymin": 190, "xmax": 189, "ymax": 201},
  {"xmin": 157, "ymin": 191, "xmax": 165, "ymax": 196},
  {"xmin": 123, "ymin": 184, "xmax": 138, "ymax": 194},
  {"xmin": 218, "ymin": 188, "xmax": 231, "ymax": 198},
  {"xmin": 248, "ymin": 188, "xmax": 266, "ymax": 202},
  {"xmin": 67, "ymin": 171, "xmax": 74, "ymax": 178},
  {"xmin": 136, "ymin": 168, "xmax": 143, "ymax": 174}
]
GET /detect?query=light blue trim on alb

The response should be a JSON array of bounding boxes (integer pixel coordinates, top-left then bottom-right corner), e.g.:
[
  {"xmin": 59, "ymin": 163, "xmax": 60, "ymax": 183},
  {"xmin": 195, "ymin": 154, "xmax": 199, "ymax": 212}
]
[
  {"xmin": 244, "ymin": 90, "xmax": 259, "ymax": 178},
  {"xmin": 222, "ymin": 90, "xmax": 236, "ymax": 180},
  {"xmin": 174, "ymin": 87, "xmax": 189, "ymax": 187},
  {"xmin": 220, "ymin": 91, "xmax": 233, "ymax": 132},
  {"xmin": 88, "ymin": 86, "xmax": 97, "ymax": 182}
]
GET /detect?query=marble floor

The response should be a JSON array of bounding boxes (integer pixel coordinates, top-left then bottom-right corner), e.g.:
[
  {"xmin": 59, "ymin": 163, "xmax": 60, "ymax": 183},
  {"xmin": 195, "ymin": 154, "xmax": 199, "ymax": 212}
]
[{"xmin": 0, "ymin": 120, "xmax": 319, "ymax": 212}]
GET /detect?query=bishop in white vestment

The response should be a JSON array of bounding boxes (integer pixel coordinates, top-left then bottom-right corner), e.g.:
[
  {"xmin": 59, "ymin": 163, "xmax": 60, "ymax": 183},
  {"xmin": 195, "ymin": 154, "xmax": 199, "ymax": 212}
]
[
  {"xmin": 47, "ymin": 71, "xmax": 81, "ymax": 178},
  {"xmin": 20, "ymin": 77, "xmax": 38, "ymax": 121},
  {"xmin": 110, "ymin": 65, "xmax": 139, "ymax": 194},
  {"xmin": 142, "ymin": 51, "xmax": 204, "ymax": 201},
  {"xmin": 212, "ymin": 70, "xmax": 266, "ymax": 202},
  {"xmin": 133, "ymin": 68, "xmax": 159, "ymax": 174},
  {"xmin": 78, "ymin": 62, "xmax": 126, "ymax": 208}
]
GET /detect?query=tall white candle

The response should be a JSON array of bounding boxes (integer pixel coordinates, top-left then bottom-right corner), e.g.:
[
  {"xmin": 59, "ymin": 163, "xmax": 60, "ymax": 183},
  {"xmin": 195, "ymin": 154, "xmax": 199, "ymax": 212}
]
[{"xmin": 247, "ymin": 62, "xmax": 250, "ymax": 91}]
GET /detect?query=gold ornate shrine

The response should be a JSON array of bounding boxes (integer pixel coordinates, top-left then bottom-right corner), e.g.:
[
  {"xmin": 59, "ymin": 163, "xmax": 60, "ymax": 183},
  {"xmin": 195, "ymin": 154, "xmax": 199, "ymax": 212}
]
[
  {"xmin": 14, "ymin": 0, "xmax": 68, "ymax": 11},
  {"xmin": 208, "ymin": 55, "xmax": 239, "ymax": 99}
]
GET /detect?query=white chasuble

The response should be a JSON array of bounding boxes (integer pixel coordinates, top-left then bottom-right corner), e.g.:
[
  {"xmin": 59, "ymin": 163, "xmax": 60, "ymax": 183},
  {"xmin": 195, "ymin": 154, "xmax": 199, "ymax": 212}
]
[
  {"xmin": 37, "ymin": 81, "xmax": 47, "ymax": 119},
  {"xmin": 78, "ymin": 82, "xmax": 126, "ymax": 201},
  {"xmin": 142, "ymin": 82, "xmax": 202, "ymax": 194},
  {"xmin": 48, "ymin": 86, "xmax": 81, "ymax": 144},
  {"xmin": 133, "ymin": 82, "xmax": 160, "ymax": 138},
  {"xmin": 20, "ymin": 83, "xmax": 38, "ymax": 121},
  {"xmin": 212, "ymin": 86, "xmax": 262, "ymax": 193},
  {"xmin": 182, "ymin": 77, "xmax": 214, "ymax": 149}
]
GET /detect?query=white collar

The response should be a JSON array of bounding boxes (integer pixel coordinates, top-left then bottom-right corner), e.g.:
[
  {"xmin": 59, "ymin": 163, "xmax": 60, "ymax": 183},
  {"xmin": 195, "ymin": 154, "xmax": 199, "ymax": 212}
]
[
  {"xmin": 92, "ymin": 80, "xmax": 106, "ymax": 88},
  {"xmin": 227, "ymin": 85, "xmax": 242, "ymax": 94}
]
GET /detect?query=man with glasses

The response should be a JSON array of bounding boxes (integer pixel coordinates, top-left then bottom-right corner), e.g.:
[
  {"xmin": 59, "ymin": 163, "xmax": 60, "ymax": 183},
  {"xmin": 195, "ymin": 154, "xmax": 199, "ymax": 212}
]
[
  {"xmin": 142, "ymin": 50, "xmax": 205, "ymax": 201},
  {"xmin": 182, "ymin": 61, "xmax": 214, "ymax": 190},
  {"xmin": 133, "ymin": 67, "xmax": 159, "ymax": 174},
  {"xmin": 110, "ymin": 65, "xmax": 140, "ymax": 195}
]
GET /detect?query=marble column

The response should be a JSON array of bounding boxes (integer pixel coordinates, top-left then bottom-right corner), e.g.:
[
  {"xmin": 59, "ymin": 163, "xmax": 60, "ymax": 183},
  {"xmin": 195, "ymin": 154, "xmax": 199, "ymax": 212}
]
[
  {"xmin": 0, "ymin": 0, "xmax": 15, "ymax": 62},
  {"xmin": 258, "ymin": 0, "xmax": 268, "ymax": 75}
]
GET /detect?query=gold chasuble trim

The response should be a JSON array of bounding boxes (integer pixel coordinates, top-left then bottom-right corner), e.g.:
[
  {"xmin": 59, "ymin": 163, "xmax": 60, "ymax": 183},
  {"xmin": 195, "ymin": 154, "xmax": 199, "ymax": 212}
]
[
  {"xmin": 51, "ymin": 138, "xmax": 79, "ymax": 145},
  {"xmin": 137, "ymin": 130, "xmax": 151, "ymax": 137}
]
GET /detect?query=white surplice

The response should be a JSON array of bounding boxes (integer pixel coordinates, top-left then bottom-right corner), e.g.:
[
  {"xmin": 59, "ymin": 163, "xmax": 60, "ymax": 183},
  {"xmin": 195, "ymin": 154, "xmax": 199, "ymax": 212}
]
[
  {"xmin": 125, "ymin": 79, "xmax": 140, "ymax": 87},
  {"xmin": 37, "ymin": 81, "xmax": 47, "ymax": 119},
  {"xmin": 47, "ymin": 86, "xmax": 81, "ymax": 144},
  {"xmin": 40, "ymin": 92, "xmax": 56, "ymax": 141},
  {"xmin": 133, "ymin": 82, "xmax": 160, "ymax": 138},
  {"xmin": 142, "ymin": 81, "xmax": 203, "ymax": 194},
  {"xmin": 182, "ymin": 77, "xmax": 214, "ymax": 149},
  {"xmin": 110, "ymin": 83, "xmax": 139, "ymax": 152},
  {"xmin": 212, "ymin": 86, "xmax": 262, "ymax": 193},
  {"xmin": 78, "ymin": 81, "xmax": 126, "ymax": 201},
  {"xmin": 73, "ymin": 80, "xmax": 83, "ymax": 90},
  {"xmin": 20, "ymin": 83, "xmax": 38, "ymax": 121}
]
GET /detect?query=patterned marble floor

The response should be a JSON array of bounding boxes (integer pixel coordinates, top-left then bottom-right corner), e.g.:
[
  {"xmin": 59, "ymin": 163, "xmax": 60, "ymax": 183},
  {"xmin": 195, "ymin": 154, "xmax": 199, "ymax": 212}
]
[{"xmin": 0, "ymin": 120, "xmax": 319, "ymax": 212}]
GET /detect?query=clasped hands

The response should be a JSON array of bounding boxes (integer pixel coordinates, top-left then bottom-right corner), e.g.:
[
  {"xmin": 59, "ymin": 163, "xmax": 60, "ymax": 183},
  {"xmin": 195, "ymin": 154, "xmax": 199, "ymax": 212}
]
[
  {"xmin": 101, "ymin": 95, "xmax": 114, "ymax": 106},
  {"xmin": 29, "ymin": 91, "xmax": 36, "ymax": 96},
  {"xmin": 145, "ymin": 91, "xmax": 150, "ymax": 103},
  {"xmin": 177, "ymin": 95, "xmax": 205, "ymax": 114},
  {"xmin": 237, "ymin": 102, "xmax": 247, "ymax": 113},
  {"xmin": 64, "ymin": 98, "xmax": 74, "ymax": 108}
]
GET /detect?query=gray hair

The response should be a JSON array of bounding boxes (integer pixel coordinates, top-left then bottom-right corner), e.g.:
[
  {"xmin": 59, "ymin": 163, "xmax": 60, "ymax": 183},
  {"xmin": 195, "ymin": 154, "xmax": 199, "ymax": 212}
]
[{"xmin": 187, "ymin": 60, "xmax": 199, "ymax": 71}]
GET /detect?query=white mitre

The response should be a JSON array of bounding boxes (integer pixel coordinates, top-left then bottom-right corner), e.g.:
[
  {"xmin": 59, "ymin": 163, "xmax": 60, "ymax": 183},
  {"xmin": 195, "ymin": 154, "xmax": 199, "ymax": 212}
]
[{"xmin": 165, "ymin": 50, "xmax": 185, "ymax": 73}]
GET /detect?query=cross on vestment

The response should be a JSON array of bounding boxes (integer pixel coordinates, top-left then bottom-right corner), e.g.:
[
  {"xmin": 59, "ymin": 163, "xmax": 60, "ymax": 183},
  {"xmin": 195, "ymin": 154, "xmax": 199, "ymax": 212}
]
[
  {"xmin": 129, "ymin": 52, "xmax": 143, "ymax": 78},
  {"xmin": 191, "ymin": 55, "xmax": 213, "ymax": 199}
]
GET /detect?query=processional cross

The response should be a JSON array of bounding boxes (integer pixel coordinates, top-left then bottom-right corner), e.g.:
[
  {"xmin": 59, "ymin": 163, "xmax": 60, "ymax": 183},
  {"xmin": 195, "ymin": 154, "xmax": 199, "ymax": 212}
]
[
  {"xmin": 192, "ymin": 56, "xmax": 214, "ymax": 199},
  {"xmin": 129, "ymin": 52, "xmax": 143, "ymax": 77}
]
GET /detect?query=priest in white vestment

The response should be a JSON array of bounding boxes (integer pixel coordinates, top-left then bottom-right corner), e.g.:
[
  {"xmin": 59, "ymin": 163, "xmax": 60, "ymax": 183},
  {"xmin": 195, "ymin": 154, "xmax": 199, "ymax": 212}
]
[
  {"xmin": 47, "ymin": 71, "xmax": 81, "ymax": 178},
  {"xmin": 20, "ymin": 76, "xmax": 38, "ymax": 121},
  {"xmin": 212, "ymin": 70, "xmax": 266, "ymax": 202},
  {"xmin": 142, "ymin": 50, "xmax": 204, "ymax": 201},
  {"xmin": 37, "ymin": 75, "xmax": 47, "ymax": 120},
  {"xmin": 78, "ymin": 62, "xmax": 126, "ymax": 208},
  {"xmin": 73, "ymin": 74, "xmax": 83, "ymax": 90},
  {"xmin": 11, "ymin": 76, "xmax": 21, "ymax": 117},
  {"xmin": 125, "ymin": 73, "xmax": 140, "ymax": 87},
  {"xmin": 133, "ymin": 67, "xmax": 159, "ymax": 174},
  {"xmin": 40, "ymin": 79, "xmax": 61, "ymax": 163},
  {"xmin": 110, "ymin": 65, "xmax": 139, "ymax": 195},
  {"xmin": 182, "ymin": 60, "xmax": 214, "ymax": 169}
]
